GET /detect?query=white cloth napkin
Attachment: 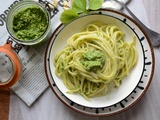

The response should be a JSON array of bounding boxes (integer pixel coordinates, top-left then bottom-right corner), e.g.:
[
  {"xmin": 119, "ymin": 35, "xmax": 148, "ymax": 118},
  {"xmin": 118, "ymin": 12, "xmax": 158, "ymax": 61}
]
[
  {"xmin": 102, "ymin": 0, "xmax": 131, "ymax": 9},
  {"xmin": 10, "ymin": 0, "xmax": 159, "ymax": 120}
]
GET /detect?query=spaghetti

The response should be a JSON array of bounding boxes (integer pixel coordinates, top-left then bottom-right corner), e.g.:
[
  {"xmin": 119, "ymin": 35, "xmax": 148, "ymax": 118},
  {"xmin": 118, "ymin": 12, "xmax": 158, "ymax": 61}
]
[{"xmin": 54, "ymin": 22, "xmax": 138, "ymax": 100}]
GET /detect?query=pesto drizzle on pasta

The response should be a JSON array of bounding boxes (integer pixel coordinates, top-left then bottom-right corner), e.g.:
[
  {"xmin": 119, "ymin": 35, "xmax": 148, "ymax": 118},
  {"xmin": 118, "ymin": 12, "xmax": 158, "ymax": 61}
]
[{"xmin": 54, "ymin": 22, "xmax": 138, "ymax": 101}]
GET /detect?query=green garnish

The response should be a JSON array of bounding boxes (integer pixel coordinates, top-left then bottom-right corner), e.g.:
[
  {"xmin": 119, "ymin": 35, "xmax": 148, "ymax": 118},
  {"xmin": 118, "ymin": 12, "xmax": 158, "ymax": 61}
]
[
  {"xmin": 60, "ymin": 9, "xmax": 79, "ymax": 25},
  {"xmin": 89, "ymin": 0, "xmax": 104, "ymax": 10},
  {"xmin": 72, "ymin": 0, "xmax": 88, "ymax": 13},
  {"xmin": 60, "ymin": 0, "xmax": 104, "ymax": 24}
]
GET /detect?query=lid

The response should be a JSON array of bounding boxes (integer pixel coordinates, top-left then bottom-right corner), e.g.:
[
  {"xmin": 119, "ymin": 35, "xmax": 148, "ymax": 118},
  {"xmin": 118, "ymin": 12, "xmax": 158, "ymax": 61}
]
[{"xmin": 0, "ymin": 43, "xmax": 21, "ymax": 88}]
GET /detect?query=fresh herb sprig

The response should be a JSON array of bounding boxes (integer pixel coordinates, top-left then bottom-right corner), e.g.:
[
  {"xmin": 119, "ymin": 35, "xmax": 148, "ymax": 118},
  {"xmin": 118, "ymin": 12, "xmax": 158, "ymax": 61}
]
[{"xmin": 60, "ymin": 0, "xmax": 104, "ymax": 24}]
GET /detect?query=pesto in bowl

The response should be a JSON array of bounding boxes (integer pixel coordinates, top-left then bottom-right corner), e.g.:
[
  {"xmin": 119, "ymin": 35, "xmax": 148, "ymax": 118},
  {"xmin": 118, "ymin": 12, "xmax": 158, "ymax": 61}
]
[
  {"xmin": 13, "ymin": 7, "xmax": 47, "ymax": 41},
  {"xmin": 6, "ymin": 1, "xmax": 51, "ymax": 45}
]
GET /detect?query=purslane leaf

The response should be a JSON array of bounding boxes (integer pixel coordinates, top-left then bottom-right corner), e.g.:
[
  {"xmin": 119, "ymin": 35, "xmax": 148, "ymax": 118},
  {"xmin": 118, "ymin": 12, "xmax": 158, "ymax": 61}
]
[
  {"xmin": 60, "ymin": 0, "xmax": 104, "ymax": 24},
  {"xmin": 72, "ymin": 2, "xmax": 83, "ymax": 13},
  {"xmin": 72, "ymin": 0, "xmax": 88, "ymax": 13},
  {"xmin": 60, "ymin": 9, "xmax": 79, "ymax": 24},
  {"xmin": 89, "ymin": 0, "xmax": 104, "ymax": 10}
]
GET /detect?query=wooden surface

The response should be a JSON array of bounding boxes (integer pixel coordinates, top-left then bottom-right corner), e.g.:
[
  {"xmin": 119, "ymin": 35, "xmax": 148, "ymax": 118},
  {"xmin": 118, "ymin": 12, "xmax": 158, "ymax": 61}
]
[{"xmin": 0, "ymin": 88, "xmax": 10, "ymax": 120}]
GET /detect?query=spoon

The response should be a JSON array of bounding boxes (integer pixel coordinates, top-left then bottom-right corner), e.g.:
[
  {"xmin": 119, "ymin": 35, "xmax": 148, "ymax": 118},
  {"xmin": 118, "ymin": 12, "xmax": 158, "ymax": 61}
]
[{"xmin": 104, "ymin": 0, "xmax": 160, "ymax": 47}]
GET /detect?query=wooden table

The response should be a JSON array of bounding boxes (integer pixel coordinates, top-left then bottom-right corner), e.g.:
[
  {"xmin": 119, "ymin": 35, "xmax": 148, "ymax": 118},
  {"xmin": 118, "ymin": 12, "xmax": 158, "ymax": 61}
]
[
  {"xmin": 0, "ymin": 0, "xmax": 160, "ymax": 120},
  {"xmin": 0, "ymin": 88, "xmax": 10, "ymax": 120}
]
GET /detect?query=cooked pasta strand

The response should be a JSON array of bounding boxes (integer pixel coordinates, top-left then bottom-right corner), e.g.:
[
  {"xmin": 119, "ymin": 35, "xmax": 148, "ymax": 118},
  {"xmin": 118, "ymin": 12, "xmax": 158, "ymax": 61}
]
[{"xmin": 54, "ymin": 22, "xmax": 138, "ymax": 100}]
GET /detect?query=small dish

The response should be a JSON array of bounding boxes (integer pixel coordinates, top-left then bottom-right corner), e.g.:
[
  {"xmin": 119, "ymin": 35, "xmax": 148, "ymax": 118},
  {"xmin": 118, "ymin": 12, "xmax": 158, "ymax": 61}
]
[{"xmin": 45, "ymin": 9, "xmax": 154, "ymax": 116}]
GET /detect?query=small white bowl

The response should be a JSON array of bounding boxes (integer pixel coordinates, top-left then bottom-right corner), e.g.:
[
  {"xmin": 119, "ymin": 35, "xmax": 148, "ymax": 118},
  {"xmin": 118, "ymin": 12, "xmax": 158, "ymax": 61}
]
[{"xmin": 45, "ymin": 9, "xmax": 154, "ymax": 116}]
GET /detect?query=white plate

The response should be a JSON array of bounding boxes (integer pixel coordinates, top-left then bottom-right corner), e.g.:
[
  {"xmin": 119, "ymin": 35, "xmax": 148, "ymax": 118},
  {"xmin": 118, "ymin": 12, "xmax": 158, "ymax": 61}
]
[{"xmin": 45, "ymin": 9, "xmax": 154, "ymax": 116}]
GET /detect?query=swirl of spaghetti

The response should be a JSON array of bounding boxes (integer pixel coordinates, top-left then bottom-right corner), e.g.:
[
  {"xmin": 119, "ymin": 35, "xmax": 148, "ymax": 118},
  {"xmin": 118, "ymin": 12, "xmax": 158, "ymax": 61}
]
[{"xmin": 54, "ymin": 22, "xmax": 138, "ymax": 100}]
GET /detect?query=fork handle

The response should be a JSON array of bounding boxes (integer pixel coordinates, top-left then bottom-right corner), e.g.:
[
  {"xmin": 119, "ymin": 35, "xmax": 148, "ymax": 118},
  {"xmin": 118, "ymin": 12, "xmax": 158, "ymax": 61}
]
[
  {"xmin": 112, "ymin": 0, "xmax": 149, "ymax": 30},
  {"xmin": 112, "ymin": 0, "xmax": 160, "ymax": 46}
]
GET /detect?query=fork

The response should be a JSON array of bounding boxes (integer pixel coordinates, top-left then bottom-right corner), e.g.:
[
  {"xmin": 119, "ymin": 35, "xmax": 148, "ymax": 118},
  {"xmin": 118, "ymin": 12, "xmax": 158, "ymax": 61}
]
[{"xmin": 104, "ymin": 0, "xmax": 160, "ymax": 47}]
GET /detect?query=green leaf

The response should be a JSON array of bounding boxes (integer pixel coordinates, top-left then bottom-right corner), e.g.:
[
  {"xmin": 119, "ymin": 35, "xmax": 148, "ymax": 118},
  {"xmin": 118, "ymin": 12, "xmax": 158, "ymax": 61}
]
[
  {"xmin": 72, "ymin": 2, "xmax": 83, "ymax": 13},
  {"xmin": 72, "ymin": 0, "xmax": 88, "ymax": 13},
  {"xmin": 89, "ymin": 0, "xmax": 104, "ymax": 10},
  {"xmin": 60, "ymin": 0, "xmax": 104, "ymax": 24},
  {"xmin": 60, "ymin": 9, "xmax": 79, "ymax": 24}
]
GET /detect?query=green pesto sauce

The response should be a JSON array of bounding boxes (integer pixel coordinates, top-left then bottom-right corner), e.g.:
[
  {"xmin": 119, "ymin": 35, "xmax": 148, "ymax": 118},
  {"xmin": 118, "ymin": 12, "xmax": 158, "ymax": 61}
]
[
  {"xmin": 81, "ymin": 51, "xmax": 105, "ymax": 71},
  {"xmin": 13, "ymin": 7, "xmax": 47, "ymax": 40}
]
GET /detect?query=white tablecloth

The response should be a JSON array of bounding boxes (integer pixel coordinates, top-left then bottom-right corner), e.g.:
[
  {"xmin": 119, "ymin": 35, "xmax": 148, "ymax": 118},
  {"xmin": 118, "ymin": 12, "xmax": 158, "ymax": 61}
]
[{"xmin": 9, "ymin": 0, "xmax": 160, "ymax": 120}]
